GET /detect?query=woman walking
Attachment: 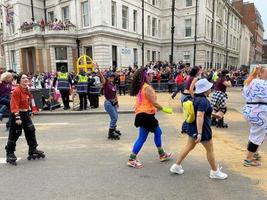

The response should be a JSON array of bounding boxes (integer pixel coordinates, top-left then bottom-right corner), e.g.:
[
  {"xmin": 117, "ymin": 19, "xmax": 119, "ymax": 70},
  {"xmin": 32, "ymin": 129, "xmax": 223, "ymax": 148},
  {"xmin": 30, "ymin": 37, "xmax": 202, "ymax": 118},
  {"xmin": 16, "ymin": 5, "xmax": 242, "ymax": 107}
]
[
  {"xmin": 5, "ymin": 73, "xmax": 45, "ymax": 165},
  {"xmin": 243, "ymin": 65, "xmax": 267, "ymax": 167},
  {"xmin": 127, "ymin": 68, "xmax": 172, "ymax": 169},
  {"xmin": 181, "ymin": 66, "xmax": 200, "ymax": 134},
  {"xmin": 170, "ymin": 79, "xmax": 228, "ymax": 179}
]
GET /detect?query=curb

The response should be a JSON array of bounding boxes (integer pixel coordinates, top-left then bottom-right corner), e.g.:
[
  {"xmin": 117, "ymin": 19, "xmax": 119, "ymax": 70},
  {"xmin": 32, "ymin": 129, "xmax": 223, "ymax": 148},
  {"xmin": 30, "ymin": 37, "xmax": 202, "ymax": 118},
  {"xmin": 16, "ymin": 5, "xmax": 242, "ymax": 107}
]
[{"xmin": 37, "ymin": 110, "xmax": 134, "ymax": 116}]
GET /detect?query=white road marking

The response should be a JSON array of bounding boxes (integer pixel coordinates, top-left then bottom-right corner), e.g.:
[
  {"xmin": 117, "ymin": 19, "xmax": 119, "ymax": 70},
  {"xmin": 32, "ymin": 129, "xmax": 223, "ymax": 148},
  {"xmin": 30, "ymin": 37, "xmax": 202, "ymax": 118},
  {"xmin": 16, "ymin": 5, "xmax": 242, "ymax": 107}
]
[
  {"xmin": 0, "ymin": 122, "xmax": 69, "ymax": 127},
  {"xmin": 0, "ymin": 157, "xmax": 21, "ymax": 164},
  {"xmin": 0, "ymin": 136, "xmax": 25, "ymax": 139}
]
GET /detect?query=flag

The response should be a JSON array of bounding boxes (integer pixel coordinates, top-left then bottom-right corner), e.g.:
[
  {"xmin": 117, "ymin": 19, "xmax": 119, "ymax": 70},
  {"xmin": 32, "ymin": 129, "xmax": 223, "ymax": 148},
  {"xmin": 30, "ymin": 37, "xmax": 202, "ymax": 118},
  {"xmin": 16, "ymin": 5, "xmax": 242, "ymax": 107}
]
[{"xmin": 6, "ymin": 7, "xmax": 14, "ymax": 24}]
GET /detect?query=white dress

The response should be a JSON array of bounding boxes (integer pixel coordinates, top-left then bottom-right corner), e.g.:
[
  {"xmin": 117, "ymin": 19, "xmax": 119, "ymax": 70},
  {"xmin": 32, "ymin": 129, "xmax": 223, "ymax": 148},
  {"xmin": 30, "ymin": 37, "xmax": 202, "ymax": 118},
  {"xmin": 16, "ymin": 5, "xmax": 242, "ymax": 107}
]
[{"xmin": 243, "ymin": 79, "xmax": 267, "ymax": 145}]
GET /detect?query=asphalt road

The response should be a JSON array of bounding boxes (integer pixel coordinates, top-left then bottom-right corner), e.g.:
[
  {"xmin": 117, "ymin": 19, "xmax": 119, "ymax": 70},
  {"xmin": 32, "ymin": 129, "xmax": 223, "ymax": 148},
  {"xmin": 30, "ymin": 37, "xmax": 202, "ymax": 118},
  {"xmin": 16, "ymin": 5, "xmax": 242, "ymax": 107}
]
[{"xmin": 0, "ymin": 110, "xmax": 266, "ymax": 200}]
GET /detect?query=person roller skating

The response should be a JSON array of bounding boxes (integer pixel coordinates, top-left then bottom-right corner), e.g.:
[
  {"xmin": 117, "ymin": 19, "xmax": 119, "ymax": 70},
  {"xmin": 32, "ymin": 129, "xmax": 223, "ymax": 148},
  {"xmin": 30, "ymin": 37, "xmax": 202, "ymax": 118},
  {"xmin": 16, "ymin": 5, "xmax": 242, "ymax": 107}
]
[
  {"xmin": 96, "ymin": 64, "xmax": 121, "ymax": 140},
  {"xmin": 5, "ymin": 73, "xmax": 45, "ymax": 166},
  {"xmin": 210, "ymin": 70, "xmax": 231, "ymax": 128},
  {"xmin": 127, "ymin": 68, "xmax": 172, "ymax": 168}
]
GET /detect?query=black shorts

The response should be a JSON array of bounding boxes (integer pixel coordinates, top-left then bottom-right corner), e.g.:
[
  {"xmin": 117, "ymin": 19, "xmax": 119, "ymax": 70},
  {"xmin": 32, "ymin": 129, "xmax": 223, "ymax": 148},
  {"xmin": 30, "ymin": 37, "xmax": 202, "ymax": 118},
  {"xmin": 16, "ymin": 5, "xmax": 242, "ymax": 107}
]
[{"xmin": 134, "ymin": 113, "xmax": 159, "ymax": 132}]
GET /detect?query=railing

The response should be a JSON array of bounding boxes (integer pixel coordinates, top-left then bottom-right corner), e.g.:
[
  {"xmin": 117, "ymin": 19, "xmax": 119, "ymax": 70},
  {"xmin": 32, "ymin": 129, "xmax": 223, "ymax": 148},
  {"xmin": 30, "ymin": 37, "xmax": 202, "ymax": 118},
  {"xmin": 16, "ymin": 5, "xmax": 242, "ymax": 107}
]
[{"xmin": 4, "ymin": 24, "xmax": 77, "ymax": 40}]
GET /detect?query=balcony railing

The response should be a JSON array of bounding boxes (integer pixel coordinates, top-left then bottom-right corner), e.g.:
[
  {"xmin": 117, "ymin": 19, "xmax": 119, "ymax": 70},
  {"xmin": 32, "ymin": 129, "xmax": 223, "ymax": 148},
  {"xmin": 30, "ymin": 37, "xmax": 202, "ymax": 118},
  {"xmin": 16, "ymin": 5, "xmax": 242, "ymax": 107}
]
[{"xmin": 3, "ymin": 23, "xmax": 77, "ymax": 41}]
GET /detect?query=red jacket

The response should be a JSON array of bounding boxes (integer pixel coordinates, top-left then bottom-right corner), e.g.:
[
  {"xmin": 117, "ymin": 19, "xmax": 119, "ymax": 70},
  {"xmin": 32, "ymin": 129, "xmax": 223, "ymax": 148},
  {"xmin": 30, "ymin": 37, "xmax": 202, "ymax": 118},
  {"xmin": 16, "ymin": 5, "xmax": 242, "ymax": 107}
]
[{"xmin": 10, "ymin": 86, "xmax": 32, "ymax": 113}]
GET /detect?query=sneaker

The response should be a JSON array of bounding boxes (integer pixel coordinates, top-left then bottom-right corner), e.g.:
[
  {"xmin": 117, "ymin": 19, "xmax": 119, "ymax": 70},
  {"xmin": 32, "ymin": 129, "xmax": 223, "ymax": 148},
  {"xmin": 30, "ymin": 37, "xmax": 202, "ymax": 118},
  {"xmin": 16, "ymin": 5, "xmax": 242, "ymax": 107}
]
[
  {"xmin": 127, "ymin": 159, "xmax": 143, "ymax": 169},
  {"xmin": 170, "ymin": 163, "xmax": 184, "ymax": 175},
  {"xmin": 243, "ymin": 159, "xmax": 261, "ymax": 167},
  {"xmin": 209, "ymin": 166, "xmax": 228, "ymax": 179},
  {"xmin": 159, "ymin": 152, "xmax": 172, "ymax": 162}
]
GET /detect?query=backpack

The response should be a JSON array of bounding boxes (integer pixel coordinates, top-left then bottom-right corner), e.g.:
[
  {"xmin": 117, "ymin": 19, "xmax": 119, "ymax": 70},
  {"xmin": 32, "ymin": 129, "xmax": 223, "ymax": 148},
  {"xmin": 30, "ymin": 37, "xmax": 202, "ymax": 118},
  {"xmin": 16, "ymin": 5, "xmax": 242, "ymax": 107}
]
[{"xmin": 182, "ymin": 100, "xmax": 195, "ymax": 123}]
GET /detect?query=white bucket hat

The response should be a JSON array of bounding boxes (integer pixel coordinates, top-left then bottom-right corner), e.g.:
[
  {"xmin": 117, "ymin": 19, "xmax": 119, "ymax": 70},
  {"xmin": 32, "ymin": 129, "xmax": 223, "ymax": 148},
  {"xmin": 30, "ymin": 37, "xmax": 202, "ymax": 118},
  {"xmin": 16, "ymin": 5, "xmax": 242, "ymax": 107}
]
[{"xmin": 195, "ymin": 78, "xmax": 213, "ymax": 94}]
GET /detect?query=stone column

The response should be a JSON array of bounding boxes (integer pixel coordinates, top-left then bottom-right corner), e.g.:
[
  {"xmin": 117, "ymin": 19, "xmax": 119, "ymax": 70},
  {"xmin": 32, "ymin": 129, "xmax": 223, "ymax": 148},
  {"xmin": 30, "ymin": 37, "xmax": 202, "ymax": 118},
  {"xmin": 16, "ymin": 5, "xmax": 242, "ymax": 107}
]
[
  {"xmin": 72, "ymin": 48, "xmax": 77, "ymax": 73},
  {"xmin": 20, "ymin": 49, "xmax": 27, "ymax": 72},
  {"xmin": 36, "ymin": 48, "xmax": 44, "ymax": 72}
]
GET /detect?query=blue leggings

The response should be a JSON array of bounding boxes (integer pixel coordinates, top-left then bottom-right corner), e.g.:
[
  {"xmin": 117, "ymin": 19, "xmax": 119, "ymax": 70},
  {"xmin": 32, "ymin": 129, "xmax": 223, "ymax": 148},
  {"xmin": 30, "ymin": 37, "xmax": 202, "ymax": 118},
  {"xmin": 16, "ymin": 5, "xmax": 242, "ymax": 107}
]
[{"xmin": 132, "ymin": 126, "xmax": 162, "ymax": 154}]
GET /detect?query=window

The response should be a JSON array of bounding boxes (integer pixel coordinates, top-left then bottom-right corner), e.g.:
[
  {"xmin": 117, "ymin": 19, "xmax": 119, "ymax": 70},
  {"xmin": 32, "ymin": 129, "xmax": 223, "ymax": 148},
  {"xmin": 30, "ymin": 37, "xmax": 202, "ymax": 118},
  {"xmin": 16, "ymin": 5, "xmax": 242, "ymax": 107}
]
[
  {"xmin": 147, "ymin": 50, "xmax": 150, "ymax": 62},
  {"xmin": 158, "ymin": 52, "xmax": 160, "ymax": 60},
  {"xmin": 48, "ymin": 11, "xmax": 54, "ymax": 22},
  {"xmin": 82, "ymin": 1, "xmax": 89, "ymax": 27},
  {"xmin": 62, "ymin": 6, "xmax": 69, "ymax": 21},
  {"xmin": 133, "ymin": 10, "xmax": 137, "ymax": 32},
  {"xmin": 185, "ymin": 19, "xmax": 192, "ymax": 37},
  {"xmin": 55, "ymin": 47, "xmax": 67, "ymax": 60},
  {"xmin": 133, "ymin": 48, "xmax": 138, "ymax": 65},
  {"xmin": 152, "ymin": 51, "xmax": 157, "ymax": 61},
  {"xmin": 10, "ymin": 50, "xmax": 16, "ymax": 71},
  {"xmin": 152, "ymin": 0, "xmax": 157, "ymax": 6},
  {"xmin": 158, "ymin": 20, "xmax": 161, "ymax": 37},
  {"xmin": 186, "ymin": 0, "xmax": 192, "ymax": 7},
  {"xmin": 111, "ymin": 1, "xmax": 116, "ymax": 26},
  {"xmin": 85, "ymin": 46, "xmax": 93, "ymax": 59},
  {"xmin": 184, "ymin": 51, "xmax": 190, "ymax": 60},
  {"xmin": 122, "ymin": 6, "xmax": 128, "ymax": 29},
  {"xmin": 152, "ymin": 18, "xmax": 157, "ymax": 36},
  {"xmin": 147, "ymin": 16, "xmax": 151, "ymax": 35}
]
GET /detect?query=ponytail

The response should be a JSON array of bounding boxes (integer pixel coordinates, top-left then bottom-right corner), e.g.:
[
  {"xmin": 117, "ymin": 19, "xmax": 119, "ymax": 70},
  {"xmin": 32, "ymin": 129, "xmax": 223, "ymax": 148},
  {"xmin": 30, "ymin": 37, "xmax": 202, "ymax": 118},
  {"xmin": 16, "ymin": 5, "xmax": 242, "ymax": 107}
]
[{"xmin": 244, "ymin": 67, "xmax": 260, "ymax": 86}]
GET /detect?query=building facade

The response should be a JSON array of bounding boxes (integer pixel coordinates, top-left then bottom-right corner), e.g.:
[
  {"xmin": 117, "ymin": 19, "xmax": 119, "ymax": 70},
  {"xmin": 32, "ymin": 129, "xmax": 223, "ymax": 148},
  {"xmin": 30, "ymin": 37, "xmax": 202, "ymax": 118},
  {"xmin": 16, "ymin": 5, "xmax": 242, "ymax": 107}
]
[
  {"xmin": 1, "ymin": 0, "xmax": 243, "ymax": 73},
  {"xmin": 263, "ymin": 39, "xmax": 267, "ymax": 63},
  {"xmin": 239, "ymin": 24, "xmax": 252, "ymax": 66},
  {"xmin": 233, "ymin": 0, "xmax": 264, "ymax": 64}
]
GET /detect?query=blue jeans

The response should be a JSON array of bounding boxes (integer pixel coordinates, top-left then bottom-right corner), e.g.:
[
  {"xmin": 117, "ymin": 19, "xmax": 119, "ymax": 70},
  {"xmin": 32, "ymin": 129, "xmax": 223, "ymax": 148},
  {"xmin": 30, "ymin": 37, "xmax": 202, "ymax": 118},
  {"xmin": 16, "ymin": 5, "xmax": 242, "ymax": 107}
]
[
  {"xmin": 171, "ymin": 84, "xmax": 184, "ymax": 98},
  {"xmin": 104, "ymin": 100, "xmax": 118, "ymax": 129},
  {"xmin": 0, "ymin": 96, "xmax": 10, "ymax": 108}
]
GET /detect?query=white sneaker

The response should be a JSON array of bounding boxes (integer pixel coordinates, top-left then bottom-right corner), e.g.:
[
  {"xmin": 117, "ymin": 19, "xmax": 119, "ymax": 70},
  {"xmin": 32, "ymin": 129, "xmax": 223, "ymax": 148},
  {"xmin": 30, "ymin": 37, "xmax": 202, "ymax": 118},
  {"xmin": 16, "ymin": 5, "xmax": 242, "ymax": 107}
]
[
  {"xmin": 209, "ymin": 166, "xmax": 228, "ymax": 180},
  {"xmin": 170, "ymin": 163, "xmax": 184, "ymax": 175}
]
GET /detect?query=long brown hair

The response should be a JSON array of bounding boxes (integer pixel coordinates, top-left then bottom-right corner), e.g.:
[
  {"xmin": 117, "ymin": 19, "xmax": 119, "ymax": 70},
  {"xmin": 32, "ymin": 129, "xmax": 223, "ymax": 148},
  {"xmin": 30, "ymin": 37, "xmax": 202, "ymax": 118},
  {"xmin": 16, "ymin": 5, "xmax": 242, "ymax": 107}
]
[{"xmin": 130, "ymin": 68, "xmax": 147, "ymax": 96}]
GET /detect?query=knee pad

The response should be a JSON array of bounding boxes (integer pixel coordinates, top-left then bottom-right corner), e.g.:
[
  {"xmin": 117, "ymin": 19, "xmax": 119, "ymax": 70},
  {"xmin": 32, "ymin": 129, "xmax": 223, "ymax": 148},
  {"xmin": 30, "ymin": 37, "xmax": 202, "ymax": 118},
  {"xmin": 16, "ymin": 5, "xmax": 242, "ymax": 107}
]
[{"xmin": 247, "ymin": 141, "xmax": 258, "ymax": 153}]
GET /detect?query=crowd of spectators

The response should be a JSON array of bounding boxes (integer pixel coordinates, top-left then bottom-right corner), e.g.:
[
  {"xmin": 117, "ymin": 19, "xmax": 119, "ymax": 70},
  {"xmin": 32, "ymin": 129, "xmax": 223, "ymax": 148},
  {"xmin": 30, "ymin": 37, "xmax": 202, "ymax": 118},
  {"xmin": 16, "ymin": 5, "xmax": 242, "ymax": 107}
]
[{"xmin": 20, "ymin": 18, "xmax": 75, "ymax": 32}]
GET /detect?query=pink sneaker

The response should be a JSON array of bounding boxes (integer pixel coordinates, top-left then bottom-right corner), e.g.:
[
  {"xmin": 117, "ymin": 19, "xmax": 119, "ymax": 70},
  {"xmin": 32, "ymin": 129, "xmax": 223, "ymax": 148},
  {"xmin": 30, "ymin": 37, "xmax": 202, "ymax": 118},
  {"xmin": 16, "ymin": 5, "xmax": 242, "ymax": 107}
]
[
  {"xmin": 127, "ymin": 159, "xmax": 144, "ymax": 169},
  {"xmin": 159, "ymin": 152, "xmax": 172, "ymax": 162}
]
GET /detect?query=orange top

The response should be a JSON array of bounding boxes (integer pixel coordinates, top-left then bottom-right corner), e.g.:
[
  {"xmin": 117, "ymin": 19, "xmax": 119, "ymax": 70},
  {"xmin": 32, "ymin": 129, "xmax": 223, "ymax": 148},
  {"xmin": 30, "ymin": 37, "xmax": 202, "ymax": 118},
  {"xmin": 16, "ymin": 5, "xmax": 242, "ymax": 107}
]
[{"xmin": 135, "ymin": 83, "xmax": 157, "ymax": 115}]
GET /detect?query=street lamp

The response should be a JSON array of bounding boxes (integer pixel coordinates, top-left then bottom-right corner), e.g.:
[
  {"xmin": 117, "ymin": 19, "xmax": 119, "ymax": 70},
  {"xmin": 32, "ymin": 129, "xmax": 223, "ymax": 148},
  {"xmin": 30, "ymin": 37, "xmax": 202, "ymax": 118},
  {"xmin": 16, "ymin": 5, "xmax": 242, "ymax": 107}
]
[
  {"xmin": 170, "ymin": 0, "xmax": 175, "ymax": 65},
  {"xmin": 193, "ymin": 0, "xmax": 198, "ymax": 67},
  {"xmin": 142, "ymin": 0, "xmax": 144, "ymax": 67},
  {"xmin": 31, "ymin": 0, "xmax": 34, "ymax": 22}
]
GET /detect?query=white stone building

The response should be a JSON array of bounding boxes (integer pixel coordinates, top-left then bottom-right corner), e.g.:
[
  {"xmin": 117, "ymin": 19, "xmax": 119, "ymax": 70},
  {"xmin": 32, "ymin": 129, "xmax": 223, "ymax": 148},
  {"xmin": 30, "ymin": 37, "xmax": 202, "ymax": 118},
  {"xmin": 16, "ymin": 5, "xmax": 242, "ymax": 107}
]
[
  {"xmin": 1, "ymin": 0, "xmax": 242, "ymax": 73},
  {"xmin": 239, "ymin": 24, "xmax": 252, "ymax": 66}
]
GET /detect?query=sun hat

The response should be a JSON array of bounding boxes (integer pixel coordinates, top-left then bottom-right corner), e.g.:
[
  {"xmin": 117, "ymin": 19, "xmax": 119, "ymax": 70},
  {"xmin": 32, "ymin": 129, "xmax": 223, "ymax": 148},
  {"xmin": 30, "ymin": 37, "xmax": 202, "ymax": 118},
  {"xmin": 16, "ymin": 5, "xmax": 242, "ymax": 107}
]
[{"xmin": 195, "ymin": 78, "xmax": 213, "ymax": 94}]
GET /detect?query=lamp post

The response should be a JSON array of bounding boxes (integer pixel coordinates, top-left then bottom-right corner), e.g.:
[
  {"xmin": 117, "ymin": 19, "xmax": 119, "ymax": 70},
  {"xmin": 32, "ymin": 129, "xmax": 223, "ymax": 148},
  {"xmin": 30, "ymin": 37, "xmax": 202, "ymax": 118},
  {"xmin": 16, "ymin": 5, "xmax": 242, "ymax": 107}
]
[
  {"xmin": 31, "ymin": 0, "xmax": 34, "ymax": 22},
  {"xmin": 142, "ymin": 0, "xmax": 144, "ymax": 67},
  {"xmin": 170, "ymin": 0, "xmax": 175, "ymax": 65},
  {"xmin": 193, "ymin": 0, "xmax": 198, "ymax": 67},
  {"xmin": 44, "ymin": 0, "xmax": 47, "ymax": 23},
  {"xmin": 210, "ymin": 0, "xmax": 215, "ymax": 68}
]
